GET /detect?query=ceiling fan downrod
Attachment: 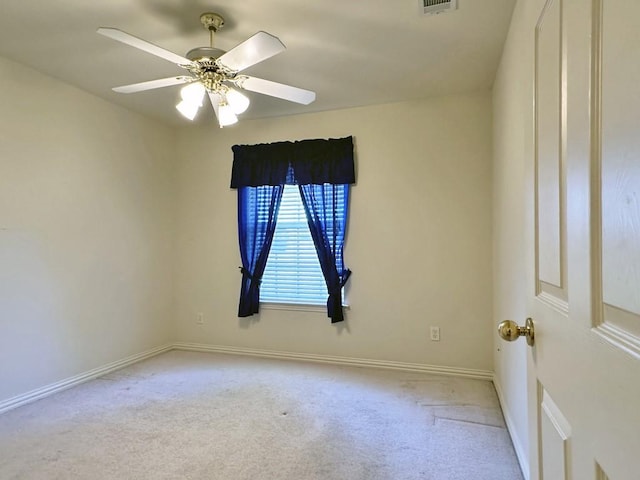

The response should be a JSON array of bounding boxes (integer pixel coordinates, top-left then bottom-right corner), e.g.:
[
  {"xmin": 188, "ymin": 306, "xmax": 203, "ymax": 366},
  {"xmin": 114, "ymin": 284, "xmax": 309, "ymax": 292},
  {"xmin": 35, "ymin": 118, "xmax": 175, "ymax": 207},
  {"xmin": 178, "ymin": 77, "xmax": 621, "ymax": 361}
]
[
  {"xmin": 185, "ymin": 12, "xmax": 228, "ymax": 71},
  {"xmin": 199, "ymin": 12, "xmax": 224, "ymax": 48}
]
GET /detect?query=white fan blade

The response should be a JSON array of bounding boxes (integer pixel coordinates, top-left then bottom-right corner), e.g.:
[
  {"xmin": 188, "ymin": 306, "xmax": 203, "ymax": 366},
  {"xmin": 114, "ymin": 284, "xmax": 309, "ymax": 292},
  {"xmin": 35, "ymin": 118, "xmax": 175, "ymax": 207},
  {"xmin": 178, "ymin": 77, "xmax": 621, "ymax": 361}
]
[
  {"xmin": 238, "ymin": 76, "xmax": 316, "ymax": 105},
  {"xmin": 217, "ymin": 31, "xmax": 285, "ymax": 72},
  {"xmin": 97, "ymin": 27, "xmax": 192, "ymax": 66},
  {"xmin": 208, "ymin": 91, "xmax": 222, "ymax": 123},
  {"xmin": 112, "ymin": 76, "xmax": 191, "ymax": 94}
]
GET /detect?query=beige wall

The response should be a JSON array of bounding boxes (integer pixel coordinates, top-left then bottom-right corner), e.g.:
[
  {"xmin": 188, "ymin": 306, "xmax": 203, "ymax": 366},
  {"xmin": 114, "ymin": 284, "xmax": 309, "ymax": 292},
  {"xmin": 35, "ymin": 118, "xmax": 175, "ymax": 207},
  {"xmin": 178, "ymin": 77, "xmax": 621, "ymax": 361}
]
[
  {"xmin": 0, "ymin": 60, "xmax": 498, "ymax": 405},
  {"xmin": 492, "ymin": 0, "xmax": 533, "ymax": 474},
  {"xmin": 174, "ymin": 92, "xmax": 494, "ymax": 371},
  {"xmin": 0, "ymin": 56, "xmax": 176, "ymax": 403}
]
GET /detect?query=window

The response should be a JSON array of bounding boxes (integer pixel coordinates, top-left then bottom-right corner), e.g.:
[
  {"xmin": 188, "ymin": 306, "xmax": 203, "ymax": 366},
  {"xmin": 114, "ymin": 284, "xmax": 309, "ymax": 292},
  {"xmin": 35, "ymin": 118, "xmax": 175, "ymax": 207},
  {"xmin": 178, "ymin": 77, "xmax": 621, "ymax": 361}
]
[
  {"xmin": 231, "ymin": 136, "xmax": 354, "ymax": 322},
  {"xmin": 260, "ymin": 185, "xmax": 328, "ymax": 305}
]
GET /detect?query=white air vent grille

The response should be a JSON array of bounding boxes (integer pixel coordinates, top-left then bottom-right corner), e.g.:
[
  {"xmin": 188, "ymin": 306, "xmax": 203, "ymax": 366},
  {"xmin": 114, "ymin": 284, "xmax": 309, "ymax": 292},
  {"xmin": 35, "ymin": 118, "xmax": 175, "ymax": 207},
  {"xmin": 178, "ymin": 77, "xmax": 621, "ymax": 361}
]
[{"xmin": 421, "ymin": 0, "xmax": 458, "ymax": 16}]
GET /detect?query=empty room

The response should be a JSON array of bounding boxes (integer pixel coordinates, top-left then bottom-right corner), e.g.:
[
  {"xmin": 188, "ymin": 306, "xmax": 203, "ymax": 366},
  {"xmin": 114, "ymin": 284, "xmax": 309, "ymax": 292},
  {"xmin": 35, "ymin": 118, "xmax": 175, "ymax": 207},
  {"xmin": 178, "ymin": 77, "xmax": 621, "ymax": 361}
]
[{"xmin": 1, "ymin": 1, "xmax": 638, "ymax": 479}]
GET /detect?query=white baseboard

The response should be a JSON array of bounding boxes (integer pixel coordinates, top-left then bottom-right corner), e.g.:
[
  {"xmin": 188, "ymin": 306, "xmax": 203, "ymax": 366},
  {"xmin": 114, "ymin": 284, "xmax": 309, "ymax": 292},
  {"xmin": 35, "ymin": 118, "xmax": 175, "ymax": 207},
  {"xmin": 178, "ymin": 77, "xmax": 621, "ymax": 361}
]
[
  {"xmin": 173, "ymin": 342, "xmax": 494, "ymax": 380},
  {"xmin": 0, "ymin": 344, "xmax": 173, "ymax": 415},
  {"xmin": 0, "ymin": 342, "xmax": 494, "ymax": 416},
  {"xmin": 493, "ymin": 375, "xmax": 530, "ymax": 480}
]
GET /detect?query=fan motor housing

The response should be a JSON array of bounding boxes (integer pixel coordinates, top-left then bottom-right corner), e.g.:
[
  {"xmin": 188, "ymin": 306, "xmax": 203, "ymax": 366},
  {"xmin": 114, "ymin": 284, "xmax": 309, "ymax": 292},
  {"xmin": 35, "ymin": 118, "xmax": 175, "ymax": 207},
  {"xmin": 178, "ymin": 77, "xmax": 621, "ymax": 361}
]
[{"xmin": 186, "ymin": 47, "xmax": 226, "ymax": 62}]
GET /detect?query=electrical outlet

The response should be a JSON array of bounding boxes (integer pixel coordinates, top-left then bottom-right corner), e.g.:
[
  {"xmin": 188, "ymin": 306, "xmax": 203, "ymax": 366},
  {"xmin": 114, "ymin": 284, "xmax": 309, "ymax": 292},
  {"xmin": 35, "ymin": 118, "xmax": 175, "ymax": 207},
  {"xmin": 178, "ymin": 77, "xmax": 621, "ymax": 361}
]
[
  {"xmin": 196, "ymin": 313, "xmax": 204, "ymax": 325},
  {"xmin": 430, "ymin": 326, "xmax": 440, "ymax": 341}
]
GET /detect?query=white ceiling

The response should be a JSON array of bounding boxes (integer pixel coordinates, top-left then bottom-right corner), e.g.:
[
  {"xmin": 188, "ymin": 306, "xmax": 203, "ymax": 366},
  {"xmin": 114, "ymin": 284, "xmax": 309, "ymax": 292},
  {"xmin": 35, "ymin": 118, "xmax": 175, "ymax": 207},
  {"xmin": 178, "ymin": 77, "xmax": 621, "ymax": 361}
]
[{"xmin": 0, "ymin": 0, "xmax": 516, "ymax": 126}]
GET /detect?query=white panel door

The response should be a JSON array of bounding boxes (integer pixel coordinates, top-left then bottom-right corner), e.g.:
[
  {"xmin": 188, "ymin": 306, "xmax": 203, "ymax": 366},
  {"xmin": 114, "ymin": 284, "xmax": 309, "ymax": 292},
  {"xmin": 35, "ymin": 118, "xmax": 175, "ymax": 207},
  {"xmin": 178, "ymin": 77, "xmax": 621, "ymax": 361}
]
[{"xmin": 521, "ymin": 0, "xmax": 640, "ymax": 478}]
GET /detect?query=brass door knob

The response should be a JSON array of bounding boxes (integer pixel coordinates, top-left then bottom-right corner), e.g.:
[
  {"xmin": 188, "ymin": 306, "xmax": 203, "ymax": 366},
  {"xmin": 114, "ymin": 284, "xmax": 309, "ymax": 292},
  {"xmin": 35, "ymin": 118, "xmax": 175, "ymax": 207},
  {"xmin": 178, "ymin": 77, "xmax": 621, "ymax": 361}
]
[{"xmin": 498, "ymin": 318, "xmax": 535, "ymax": 346}]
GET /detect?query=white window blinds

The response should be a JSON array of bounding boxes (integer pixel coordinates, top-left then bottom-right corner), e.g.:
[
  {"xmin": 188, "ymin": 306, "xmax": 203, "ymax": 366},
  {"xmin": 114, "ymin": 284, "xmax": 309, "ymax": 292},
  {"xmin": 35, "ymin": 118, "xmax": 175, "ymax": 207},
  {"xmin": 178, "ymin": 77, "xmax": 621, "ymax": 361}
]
[{"xmin": 260, "ymin": 185, "xmax": 327, "ymax": 305}]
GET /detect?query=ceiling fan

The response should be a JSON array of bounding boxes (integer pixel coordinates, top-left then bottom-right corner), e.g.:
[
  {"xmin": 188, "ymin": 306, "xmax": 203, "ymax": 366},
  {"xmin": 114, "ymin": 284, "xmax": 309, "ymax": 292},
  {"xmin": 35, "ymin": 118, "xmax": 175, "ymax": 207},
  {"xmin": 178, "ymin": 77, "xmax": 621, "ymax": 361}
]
[{"xmin": 97, "ymin": 12, "xmax": 316, "ymax": 127}]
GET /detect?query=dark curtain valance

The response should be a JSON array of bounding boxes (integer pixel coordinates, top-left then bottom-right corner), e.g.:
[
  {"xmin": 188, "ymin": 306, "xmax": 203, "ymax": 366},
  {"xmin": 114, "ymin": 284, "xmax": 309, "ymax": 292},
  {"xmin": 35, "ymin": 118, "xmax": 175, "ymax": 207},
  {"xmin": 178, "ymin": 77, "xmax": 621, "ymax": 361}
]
[{"xmin": 230, "ymin": 136, "xmax": 355, "ymax": 188}]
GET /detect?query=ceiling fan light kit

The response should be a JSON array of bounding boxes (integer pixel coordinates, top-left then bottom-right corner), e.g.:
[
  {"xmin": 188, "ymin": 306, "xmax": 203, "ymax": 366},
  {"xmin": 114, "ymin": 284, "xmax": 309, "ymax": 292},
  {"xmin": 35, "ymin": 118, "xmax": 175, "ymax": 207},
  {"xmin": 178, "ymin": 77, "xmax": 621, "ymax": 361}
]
[
  {"xmin": 97, "ymin": 12, "xmax": 315, "ymax": 128},
  {"xmin": 175, "ymin": 99, "xmax": 199, "ymax": 120}
]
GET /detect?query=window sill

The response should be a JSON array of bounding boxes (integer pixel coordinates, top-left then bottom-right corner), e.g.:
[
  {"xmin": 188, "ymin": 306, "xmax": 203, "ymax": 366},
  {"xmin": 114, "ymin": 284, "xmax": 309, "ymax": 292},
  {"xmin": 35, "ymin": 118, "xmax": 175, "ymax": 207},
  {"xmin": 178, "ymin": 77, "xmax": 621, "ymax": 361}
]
[{"xmin": 260, "ymin": 302, "xmax": 350, "ymax": 313}]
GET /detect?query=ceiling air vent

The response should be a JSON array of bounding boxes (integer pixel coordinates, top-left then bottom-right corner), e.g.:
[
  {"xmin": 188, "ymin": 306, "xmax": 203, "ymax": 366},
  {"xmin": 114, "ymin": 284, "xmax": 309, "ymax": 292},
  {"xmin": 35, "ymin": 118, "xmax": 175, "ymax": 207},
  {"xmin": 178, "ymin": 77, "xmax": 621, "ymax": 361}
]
[{"xmin": 421, "ymin": 0, "xmax": 458, "ymax": 16}]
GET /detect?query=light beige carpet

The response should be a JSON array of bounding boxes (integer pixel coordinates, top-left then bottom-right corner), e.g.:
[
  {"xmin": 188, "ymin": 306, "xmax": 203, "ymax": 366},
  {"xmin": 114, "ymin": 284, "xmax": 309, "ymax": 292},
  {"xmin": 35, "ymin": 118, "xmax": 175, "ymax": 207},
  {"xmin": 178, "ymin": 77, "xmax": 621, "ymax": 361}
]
[{"xmin": 0, "ymin": 350, "xmax": 523, "ymax": 479}]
